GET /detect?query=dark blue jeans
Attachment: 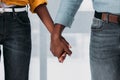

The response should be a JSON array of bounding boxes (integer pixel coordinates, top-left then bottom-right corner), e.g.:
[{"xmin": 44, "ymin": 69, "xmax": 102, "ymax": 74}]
[
  {"xmin": 90, "ymin": 17, "xmax": 120, "ymax": 80},
  {"xmin": 0, "ymin": 11, "xmax": 31, "ymax": 80}
]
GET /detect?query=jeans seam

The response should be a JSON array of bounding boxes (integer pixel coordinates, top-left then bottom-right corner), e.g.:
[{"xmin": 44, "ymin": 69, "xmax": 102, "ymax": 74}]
[{"xmin": 13, "ymin": 12, "xmax": 30, "ymax": 25}]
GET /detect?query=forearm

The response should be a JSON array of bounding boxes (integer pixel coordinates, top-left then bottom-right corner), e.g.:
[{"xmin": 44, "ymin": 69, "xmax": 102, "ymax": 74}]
[
  {"xmin": 52, "ymin": 0, "xmax": 83, "ymax": 38},
  {"xmin": 34, "ymin": 4, "xmax": 54, "ymax": 34},
  {"xmin": 55, "ymin": 0, "xmax": 83, "ymax": 27}
]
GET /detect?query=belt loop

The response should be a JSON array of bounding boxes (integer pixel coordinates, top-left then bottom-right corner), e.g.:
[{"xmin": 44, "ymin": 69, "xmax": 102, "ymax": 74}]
[
  {"xmin": 26, "ymin": 5, "xmax": 28, "ymax": 12},
  {"xmin": 12, "ymin": 7, "xmax": 16, "ymax": 19}
]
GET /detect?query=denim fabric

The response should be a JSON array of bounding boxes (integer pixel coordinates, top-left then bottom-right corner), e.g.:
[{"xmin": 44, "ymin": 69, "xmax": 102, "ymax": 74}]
[
  {"xmin": 0, "ymin": 11, "xmax": 31, "ymax": 80},
  {"xmin": 90, "ymin": 17, "xmax": 120, "ymax": 80}
]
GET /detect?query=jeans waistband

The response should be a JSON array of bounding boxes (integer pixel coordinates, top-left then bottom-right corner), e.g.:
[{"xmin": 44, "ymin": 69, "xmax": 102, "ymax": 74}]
[
  {"xmin": 94, "ymin": 11, "xmax": 120, "ymax": 24},
  {"xmin": 0, "ymin": 6, "xmax": 27, "ymax": 13}
]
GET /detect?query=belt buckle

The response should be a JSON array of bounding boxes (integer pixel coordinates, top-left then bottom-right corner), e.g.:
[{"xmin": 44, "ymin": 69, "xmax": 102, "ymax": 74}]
[{"xmin": 0, "ymin": 8, "xmax": 5, "ymax": 14}]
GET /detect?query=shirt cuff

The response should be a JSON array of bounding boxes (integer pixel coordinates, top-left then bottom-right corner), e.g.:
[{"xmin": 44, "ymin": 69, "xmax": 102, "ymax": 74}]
[
  {"xmin": 55, "ymin": 12, "xmax": 74, "ymax": 28},
  {"xmin": 30, "ymin": 0, "xmax": 47, "ymax": 13}
]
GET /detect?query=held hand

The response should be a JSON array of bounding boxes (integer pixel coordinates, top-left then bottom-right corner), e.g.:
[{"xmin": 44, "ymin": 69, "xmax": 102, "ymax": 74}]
[
  {"xmin": 58, "ymin": 37, "xmax": 72, "ymax": 63},
  {"xmin": 50, "ymin": 24, "xmax": 72, "ymax": 63},
  {"xmin": 50, "ymin": 35, "xmax": 72, "ymax": 62}
]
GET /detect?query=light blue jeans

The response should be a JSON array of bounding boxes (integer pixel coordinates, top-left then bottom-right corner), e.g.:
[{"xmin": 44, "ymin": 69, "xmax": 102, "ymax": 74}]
[{"xmin": 90, "ymin": 17, "xmax": 120, "ymax": 80}]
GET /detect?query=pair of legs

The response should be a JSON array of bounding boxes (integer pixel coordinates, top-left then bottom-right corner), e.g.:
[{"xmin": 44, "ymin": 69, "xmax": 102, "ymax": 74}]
[
  {"xmin": 90, "ymin": 17, "xmax": 120, "ymax": 80},
  {"xmin": 0, "ymin": 11, "xmax": 31, "ymax": 80}
]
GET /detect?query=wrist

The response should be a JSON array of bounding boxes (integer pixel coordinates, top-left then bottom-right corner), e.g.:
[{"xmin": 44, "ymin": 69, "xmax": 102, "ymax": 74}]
[
  {"xmin": 51, "ymin": 32, "xmax": 61, "ymax": 40},
  {"xmin": 52, "ymin": 24, "xmax": 65, "ymax": 34},
  {"xmin": 51, "ymin": 24, "xmax": 64, "ymax": 39}
]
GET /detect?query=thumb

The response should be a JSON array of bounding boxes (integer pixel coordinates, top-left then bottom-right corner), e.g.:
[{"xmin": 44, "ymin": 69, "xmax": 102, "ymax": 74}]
[{"xmin": 58, "ymin": 52, "xmax": 67, "ymax": 63}]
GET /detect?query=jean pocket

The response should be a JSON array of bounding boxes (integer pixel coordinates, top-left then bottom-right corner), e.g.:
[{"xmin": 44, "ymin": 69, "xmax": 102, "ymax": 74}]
[
  {"xmin": 14, "ymin": 12, "xmax": 30, "ymax": 25},
  {"xmin": 91, "ymin": 17, "xmax": 105, "ymax": 31}
]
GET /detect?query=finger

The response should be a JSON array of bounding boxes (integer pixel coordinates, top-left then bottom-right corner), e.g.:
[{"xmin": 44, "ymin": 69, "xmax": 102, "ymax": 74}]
[
  {"xmin": 62, "ymin": 38, "xmax": 69, "ymax": 45},
  {"xmin": 62, "ymin": 38, "xmax": 71, "ymax": 48},
  {"xmin": 58, "ymin": 52, "xmax": 67, "ymax": 63},
  {"xmin": 64, "ymin": 41, "xmax": 71, "ymax": 48},
  {"xmin": 64, "ymin": 48, "xmax": 72, "ymax": 56},
  {"xmin": 57, "ymin": 49, "xmax": 65, "ymax": 58},
  {"xmin": 51, "ymin": 46, "xmax": 64, "ymax": 57},
  {"xmin": 68, "ymin": 45, "xmax": 72, "ymax": 48},
  {"xmin": 58, "ymin": 53, "xmax": 66, "ymax": 63}
]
